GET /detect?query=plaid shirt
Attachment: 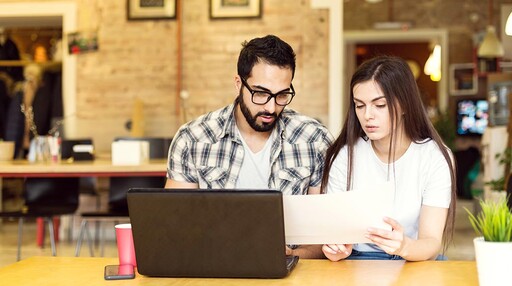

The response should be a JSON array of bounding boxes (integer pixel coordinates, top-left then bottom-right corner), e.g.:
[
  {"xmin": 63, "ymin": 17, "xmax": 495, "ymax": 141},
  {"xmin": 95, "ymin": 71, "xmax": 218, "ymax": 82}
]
[{"xmin": 167, "ymin": 103, "xmax": 333, "ymax": 195}]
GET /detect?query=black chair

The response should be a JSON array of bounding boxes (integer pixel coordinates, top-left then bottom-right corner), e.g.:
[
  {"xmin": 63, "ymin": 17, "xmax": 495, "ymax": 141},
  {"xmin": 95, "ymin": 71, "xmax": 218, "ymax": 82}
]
[
  {"xmin": 74, "ymin": 137, "xmax": 171, "ymax": 257},
  {"xmin": 0, "ymin": 177, "xmax": 80, "ymax": 261}
]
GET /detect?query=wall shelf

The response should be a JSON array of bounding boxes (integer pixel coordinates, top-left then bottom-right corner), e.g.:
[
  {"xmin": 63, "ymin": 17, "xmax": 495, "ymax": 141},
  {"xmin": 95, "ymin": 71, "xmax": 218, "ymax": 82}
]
[{"xmin": 0, "ymin": 60, "xmax": 61, "ymax": 71}]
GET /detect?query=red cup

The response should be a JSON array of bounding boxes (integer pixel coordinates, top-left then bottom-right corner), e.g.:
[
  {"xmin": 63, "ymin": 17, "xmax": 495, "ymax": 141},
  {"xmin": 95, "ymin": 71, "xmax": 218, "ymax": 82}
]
[{"xmin": 115, "ymin": 223, "xmax": 137, "ymax": 267}]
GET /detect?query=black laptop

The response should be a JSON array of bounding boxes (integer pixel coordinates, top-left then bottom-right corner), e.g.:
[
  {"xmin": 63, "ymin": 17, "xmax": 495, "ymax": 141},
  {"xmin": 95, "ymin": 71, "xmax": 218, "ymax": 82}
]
[{"xmin": 127, "ymin": 188, "xmax": 299, "ymax": 278}]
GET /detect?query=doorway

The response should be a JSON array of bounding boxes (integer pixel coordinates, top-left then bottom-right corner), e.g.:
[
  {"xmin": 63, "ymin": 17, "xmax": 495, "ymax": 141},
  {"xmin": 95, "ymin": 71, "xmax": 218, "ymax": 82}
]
[
  {"xmin": 344, "ymin": 29, "xmax": 449, "ymax": 115},
  {"xmin": 0, "ymin": 2, "xmax": 77, "ymax": 136}
]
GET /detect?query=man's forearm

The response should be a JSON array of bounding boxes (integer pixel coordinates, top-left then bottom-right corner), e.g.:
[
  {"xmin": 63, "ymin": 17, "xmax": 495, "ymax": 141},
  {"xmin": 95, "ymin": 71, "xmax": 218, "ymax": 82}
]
[{"xmin": 292, "ymin": 245, "xmax": 325, "ymax": 259}]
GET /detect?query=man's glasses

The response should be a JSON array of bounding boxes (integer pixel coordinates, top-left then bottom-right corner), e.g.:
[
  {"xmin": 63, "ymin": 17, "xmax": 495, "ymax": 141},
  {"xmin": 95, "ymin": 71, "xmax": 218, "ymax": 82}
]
[{"xmin": 240, "ymin": 77, "xmax": 295, "ymax": 106}]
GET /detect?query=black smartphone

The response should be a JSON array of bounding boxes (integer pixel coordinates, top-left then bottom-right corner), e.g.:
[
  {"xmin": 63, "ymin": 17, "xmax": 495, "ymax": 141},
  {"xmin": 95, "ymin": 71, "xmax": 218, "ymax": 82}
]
[{"xmin": 104, "ymin": 264, "xmax": 135, "ymax": 280}]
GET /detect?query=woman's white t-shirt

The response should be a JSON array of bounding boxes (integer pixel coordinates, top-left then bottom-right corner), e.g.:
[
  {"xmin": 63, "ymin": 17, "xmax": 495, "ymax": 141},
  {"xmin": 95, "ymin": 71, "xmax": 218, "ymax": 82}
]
[{"xmin": 326, "ymin": 137, "xmax": 452, "ymax": 252}]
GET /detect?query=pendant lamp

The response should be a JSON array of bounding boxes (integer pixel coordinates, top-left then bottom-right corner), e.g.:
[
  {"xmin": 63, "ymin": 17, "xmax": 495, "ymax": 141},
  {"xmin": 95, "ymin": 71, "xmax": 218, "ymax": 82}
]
[
  {"xmin": 506, "ymin": 12, "xmax": 512, "ymax": 36},
  {"xmin": 477, "ymin": 0, "xmax": 504, "ymax": 58}
]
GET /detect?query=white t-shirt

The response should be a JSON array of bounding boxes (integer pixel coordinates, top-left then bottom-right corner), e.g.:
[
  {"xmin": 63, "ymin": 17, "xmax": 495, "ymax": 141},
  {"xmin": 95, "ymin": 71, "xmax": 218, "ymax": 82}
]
[
  {"xmin": 326, "ymin": 137, "xmax": 452, "ymax": 252},
  {"xmin": 235, "ymin": 129, "xmax": 274, "ymax": 189}
]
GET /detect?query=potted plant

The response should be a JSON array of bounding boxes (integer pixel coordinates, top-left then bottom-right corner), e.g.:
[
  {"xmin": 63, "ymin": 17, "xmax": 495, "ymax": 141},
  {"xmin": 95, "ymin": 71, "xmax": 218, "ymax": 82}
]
[{"xmin": 466, "ymin": 197, "xmax": 512, "ymax": 286}]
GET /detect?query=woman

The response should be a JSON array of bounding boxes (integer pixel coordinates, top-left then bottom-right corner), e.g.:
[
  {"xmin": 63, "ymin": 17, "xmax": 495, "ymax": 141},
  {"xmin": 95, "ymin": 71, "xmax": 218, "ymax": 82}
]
[{"xmin": 321, "ymin": 56, "xmax": 456, "ymax": 261}]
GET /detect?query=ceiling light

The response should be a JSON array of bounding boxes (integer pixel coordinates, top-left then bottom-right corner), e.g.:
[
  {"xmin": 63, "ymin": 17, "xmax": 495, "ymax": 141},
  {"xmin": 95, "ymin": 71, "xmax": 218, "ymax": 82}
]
[
  {"xmin": 478, "ymin": 26, "xmax": 504, "ymax": 58},
  {"xmin": 506, "ymin": 12, "xmax": 512, "ymax": 36},
  {"xmin": 424, "ymin": 44, "xmax": 441, "ymax": 82}
]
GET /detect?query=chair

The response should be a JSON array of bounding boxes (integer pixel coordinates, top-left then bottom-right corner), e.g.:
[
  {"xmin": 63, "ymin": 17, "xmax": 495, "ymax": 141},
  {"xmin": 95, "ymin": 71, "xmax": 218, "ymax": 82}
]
[
  {"xmin": 74, "ymin": 137, "xmax": 171, "ymax": 257},
  {"xmin": 0, "ymin": 177, "xmax": 80, "ymax": 261}
]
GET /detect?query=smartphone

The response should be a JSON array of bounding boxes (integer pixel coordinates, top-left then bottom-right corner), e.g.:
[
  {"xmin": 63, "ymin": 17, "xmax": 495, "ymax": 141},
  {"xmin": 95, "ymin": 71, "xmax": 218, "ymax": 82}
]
[{"xmin": 104, "ymin": 264, "xmax": 135, "ymax": 280}]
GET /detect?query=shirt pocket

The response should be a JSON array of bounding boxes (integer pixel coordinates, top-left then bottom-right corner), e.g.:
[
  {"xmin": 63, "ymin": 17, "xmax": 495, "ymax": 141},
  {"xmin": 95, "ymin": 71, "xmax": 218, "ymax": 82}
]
[
  {"xmin": 278, "ymin": 166, "xmax": 312, "ymax": 195},
  {"xmin": 197, "ymin": 166, "xmax": 229, "ymax": 189}
]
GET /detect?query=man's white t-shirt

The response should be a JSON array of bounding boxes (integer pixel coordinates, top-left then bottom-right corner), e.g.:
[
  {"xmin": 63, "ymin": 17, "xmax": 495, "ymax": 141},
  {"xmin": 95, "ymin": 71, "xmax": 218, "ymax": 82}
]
[
  {"xmin": 235, "ymin": 129, "xmax": 274, "ymax": 189},
  {"xmin": 326, "ymin": 137, "xmax": 452, "ymax": 252}
]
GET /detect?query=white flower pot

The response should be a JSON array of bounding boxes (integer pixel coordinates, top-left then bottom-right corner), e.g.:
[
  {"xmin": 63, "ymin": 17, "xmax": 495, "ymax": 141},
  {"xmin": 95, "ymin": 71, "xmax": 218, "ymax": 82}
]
[{"xmin": 474, "ymin": 237, "xmax": 512, "ymax": 286}]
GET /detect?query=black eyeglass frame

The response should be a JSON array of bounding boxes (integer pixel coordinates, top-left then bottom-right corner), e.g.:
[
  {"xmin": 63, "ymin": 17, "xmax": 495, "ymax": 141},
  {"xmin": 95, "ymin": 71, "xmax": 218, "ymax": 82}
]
[{"xmin": 240, "ymin": 77, "xmax": 295, "ymax": 106}]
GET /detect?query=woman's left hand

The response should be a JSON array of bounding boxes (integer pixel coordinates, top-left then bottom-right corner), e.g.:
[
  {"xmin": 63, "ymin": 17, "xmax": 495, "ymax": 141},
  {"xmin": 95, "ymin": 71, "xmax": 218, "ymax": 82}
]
[{"xmin": 365, "ymin": 216, "xmax": 408, "ymax": 256}]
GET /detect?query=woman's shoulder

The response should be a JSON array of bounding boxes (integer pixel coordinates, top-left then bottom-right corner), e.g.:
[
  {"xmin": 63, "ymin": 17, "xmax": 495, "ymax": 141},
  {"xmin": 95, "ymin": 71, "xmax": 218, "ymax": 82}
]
[{"xmin": 410, "ymin": 139, "xmax": 449, "ymax": 160}]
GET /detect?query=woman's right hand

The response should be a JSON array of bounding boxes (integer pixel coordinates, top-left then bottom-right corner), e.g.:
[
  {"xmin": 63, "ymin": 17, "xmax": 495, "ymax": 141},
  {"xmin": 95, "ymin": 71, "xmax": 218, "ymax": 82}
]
[{"xmin": 322, "ymin": 244, "xmax": 353, "ymax": 261}]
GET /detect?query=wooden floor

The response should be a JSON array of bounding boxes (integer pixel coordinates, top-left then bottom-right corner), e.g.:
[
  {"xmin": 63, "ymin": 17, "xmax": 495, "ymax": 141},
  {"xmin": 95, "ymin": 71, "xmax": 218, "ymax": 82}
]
[{"xmin": 0, "ymin": 196, "xmax": 477, "ymax": 268}]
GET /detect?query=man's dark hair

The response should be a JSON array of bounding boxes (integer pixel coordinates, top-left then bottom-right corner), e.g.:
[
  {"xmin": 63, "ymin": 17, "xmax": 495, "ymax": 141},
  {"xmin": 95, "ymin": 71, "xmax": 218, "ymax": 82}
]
[{"xmin": 237, "ymin": 35, "xmax": 296, "ymax": 80}]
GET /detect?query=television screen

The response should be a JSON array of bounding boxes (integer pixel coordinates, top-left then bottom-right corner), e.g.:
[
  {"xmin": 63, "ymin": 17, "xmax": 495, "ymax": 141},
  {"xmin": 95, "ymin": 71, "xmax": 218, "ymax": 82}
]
[{"xmin": 456, "ymin": 99, "xmax": 489, "ymax": 136}]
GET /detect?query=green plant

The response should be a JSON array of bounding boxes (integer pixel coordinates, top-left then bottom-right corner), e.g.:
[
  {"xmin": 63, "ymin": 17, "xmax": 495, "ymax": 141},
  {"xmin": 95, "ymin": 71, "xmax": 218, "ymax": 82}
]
[
  {"xmin": 484, "ymin": 148, "xmax": 512, "ymax": 191},
  {"xmin": 432, "ymin": 111, "xmax": 456, "ymax": 151},
  {"xmin": 465, "ymin": 197, "xmax": 512, "ymax": 242}
]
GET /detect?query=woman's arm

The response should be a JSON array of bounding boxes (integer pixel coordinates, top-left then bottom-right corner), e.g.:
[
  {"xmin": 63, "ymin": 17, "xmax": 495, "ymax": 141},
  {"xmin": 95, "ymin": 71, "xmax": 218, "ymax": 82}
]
[{"xmin": 366, "ymin": 205, "xmax": 448, "ymax": 261}]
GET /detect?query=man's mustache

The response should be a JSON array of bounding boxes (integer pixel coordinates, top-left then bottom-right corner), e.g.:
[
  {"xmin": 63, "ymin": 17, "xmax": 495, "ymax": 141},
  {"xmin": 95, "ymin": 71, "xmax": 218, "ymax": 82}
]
[{"xmin": 256, "ymin": 112, "xmax": 277, "ymax": 118}]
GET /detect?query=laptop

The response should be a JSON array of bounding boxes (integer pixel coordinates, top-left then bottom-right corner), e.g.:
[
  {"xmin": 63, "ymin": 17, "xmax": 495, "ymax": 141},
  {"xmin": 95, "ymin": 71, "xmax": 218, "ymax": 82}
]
[{"xmin": 127, "ymin": 188, "xmax": 299, "ymax": 278}]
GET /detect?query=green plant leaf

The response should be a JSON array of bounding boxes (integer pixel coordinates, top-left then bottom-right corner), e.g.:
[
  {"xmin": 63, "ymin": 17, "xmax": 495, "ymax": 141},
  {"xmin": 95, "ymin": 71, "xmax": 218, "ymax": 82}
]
[{"xmin": 465, "ymin": 196, "xmax": 512, "ymax": 242}]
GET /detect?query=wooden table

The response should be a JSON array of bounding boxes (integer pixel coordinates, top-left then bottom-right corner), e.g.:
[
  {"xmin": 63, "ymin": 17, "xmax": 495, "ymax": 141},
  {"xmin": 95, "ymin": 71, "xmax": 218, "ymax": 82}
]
[
  {"xmin": 0, "ymin": 158, "xmax": 167, "ymax": 208},
  {"xmin": 0, "ymin": 159, "xmax": 168, "ymax": 178},
  {"xmin": 0, "ymin": 257, "xmax": 478, "ymax": 285},
  {"xmin": 0, "ymin": 159, "xmax": 168, "ymax": 243}
]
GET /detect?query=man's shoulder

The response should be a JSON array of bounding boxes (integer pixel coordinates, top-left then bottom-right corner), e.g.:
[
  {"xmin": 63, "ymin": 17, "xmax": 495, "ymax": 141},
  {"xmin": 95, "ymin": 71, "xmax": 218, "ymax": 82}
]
[
  {"xmin": 175, "ymin": 105, "xmax": 234, "ymax": 143},
  {"xmin": 280, "ymin": 109, "xmax": 333, "ymax": 143}
]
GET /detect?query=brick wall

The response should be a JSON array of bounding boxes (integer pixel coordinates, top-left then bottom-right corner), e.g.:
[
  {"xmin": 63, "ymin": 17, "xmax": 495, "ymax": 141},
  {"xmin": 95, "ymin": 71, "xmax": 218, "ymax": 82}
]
[
  {"xmin": 2, "ymin": 0, "xmax": 511, "ymax": 152},
  {"xmin": 1, "ymin": 0, "xmax": 329, "ymax": 152}
]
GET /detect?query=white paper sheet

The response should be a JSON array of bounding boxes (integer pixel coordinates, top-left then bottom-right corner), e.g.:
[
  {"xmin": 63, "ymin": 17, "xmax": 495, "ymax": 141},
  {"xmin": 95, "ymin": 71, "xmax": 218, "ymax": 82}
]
[{"xmin": 283, "ymin": 182, "xmax": 394, "ymax": 245}]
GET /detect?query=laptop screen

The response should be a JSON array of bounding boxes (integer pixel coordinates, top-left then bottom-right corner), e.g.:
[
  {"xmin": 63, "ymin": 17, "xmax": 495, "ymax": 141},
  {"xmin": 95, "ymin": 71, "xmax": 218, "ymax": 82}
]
[{"xmin": 127, "ymin": 188, "xmax": 296, "ymax": 278}]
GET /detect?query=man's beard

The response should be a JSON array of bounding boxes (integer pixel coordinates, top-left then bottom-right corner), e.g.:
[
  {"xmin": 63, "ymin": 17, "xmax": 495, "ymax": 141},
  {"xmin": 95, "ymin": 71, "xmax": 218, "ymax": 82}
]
[{"xmin": 237, "ymin": 91, "xmax": 280, "ymax": 132}]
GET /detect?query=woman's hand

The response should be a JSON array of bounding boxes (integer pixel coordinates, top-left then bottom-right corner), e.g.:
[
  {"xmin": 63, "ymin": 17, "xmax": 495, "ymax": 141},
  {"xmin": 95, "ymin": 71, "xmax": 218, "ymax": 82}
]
[
  {"xmin": 365, "ymin": 216, "xmax": 409, "ymax": 257},
  {"xmin": 322, "ymin": 244, "xmax": 352, "ymax": 261}
]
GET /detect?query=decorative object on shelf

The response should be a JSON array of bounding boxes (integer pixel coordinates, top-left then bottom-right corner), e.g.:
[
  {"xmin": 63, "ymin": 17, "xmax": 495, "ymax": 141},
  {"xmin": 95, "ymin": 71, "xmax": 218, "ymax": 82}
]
[
  {"xmin": 449, "ymin": 63, "xmax": 477, "ymax": 95},
  {"xmin": 465, "ymin": 197, "xmax": 512, "ymax": 286},
  {"xmin": 67, "ymin": 31, "xmax": 98, "ymax": 55},
  {"xmin": 127, "ymin": 0, "xmax": 177, "ymax": 20},
  {"xmin": 210, "ymin": 0, "xmax": 261, "ymax": 19}
]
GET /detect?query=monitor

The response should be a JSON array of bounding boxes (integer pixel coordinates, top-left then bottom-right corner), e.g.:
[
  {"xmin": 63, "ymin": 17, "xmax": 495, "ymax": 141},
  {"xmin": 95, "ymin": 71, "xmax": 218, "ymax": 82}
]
[{"xmin": 456, "ymin": 99, "xmax": 489, "ymax": 136}]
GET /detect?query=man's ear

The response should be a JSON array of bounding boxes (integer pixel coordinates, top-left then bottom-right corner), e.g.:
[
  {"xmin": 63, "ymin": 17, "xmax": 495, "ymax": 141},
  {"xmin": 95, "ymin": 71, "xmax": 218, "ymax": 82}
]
[
  {"xmin": 234, "ymin": 75, "xmax": 242, "ymax": 92},
  {"xmin": 235, "ymin": 75, "xmax": 242, "ymax": 95}
]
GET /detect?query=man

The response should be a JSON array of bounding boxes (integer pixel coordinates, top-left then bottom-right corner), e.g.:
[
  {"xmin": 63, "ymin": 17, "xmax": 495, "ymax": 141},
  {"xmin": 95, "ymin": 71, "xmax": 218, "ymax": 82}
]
[{"xmin": 165, "ymin": 35, "xmax": 333, "ymax": 258}]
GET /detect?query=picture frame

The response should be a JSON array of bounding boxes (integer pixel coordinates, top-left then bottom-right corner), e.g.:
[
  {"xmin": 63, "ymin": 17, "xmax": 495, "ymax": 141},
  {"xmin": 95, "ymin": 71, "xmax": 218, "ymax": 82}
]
[
  {"xmin": 450, "ymin": 63, "xmax": 478, "ymax": 95},
  {"xmin": 127, "ymin": 0, "xmax": 177, "ymax": 21},
  {"xmin": 210, "ymin": 0, "xmax": 262, "ymax": 19}
]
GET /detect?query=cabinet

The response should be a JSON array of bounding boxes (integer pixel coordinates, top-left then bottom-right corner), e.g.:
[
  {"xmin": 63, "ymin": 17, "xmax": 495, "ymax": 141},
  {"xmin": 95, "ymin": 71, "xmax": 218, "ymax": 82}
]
[{"xmin": 473, "ymin": 48, "xmax": 501, "ymax": 76}]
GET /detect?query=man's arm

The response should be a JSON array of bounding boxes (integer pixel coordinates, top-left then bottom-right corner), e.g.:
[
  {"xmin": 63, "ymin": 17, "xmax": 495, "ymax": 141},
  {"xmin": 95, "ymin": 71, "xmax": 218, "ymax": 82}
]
[
  {"xmin": 286, "ymin": 245, "xmax": 325, "ymax": 259},
  {"xmin": 165, "ymin": 178, "xmax": 198, "ymax": 189}
]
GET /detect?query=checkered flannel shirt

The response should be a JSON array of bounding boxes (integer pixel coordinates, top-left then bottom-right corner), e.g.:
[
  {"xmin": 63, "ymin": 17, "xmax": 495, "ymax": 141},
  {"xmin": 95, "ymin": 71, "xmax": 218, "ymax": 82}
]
[{"xmin": 167, "ymin": 103, "xmax": 333, "ymax": 195}]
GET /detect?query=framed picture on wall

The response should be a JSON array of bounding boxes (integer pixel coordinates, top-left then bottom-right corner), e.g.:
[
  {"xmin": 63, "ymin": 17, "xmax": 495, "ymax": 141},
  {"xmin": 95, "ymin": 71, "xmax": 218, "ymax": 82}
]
[
  {"xmin": 210, "ymin": 0, "xmax": 262, "ymax": 19},
  {"xmin": 450, "ymin": 63, "xmax": 478, "ymax": 95},
  {"xmin": 127, "ymin": 0, "xmax": 177, "ymax": 20}
]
